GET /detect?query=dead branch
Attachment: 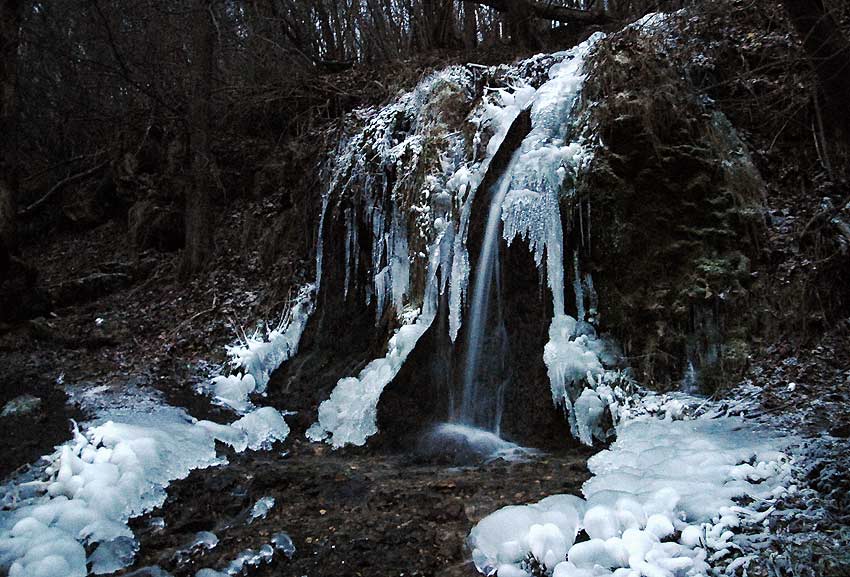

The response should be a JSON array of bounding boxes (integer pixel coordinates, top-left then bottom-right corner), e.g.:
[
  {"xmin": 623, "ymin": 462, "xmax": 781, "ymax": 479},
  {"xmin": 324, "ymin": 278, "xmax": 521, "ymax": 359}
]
[{"xmin": 18, "ymin": 159, "xmax": 110, "ymax": 220}]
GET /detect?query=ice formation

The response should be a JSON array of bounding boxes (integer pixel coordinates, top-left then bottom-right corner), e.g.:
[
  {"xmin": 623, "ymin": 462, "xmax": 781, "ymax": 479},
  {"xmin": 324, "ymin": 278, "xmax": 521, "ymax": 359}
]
[
  {"xmin": 500, "ymin": 33, "xmax": 604, "ymax": 317},
  {"xmin": 194, "ymin": 534, "xmax": 292, "ymax": 577},
  {"xmin": 0, "ymin": 393, "xmax": 290, "ymax": 577},
  {"xmin": 423, "ymin": 423, "xmax": 539, "ymax": 463},
  {"xmin": 271, "ymin": 532, "xmax": 296, "ymax": 559},
  {"xmin": 249, "ymin": 496, "xmax": 275, "ymax": 523},
  {"xmin": 211, "ymin": 284, "xmax": 315, "ymax": 412},
  {"xmin": 307, "ymin": 34, "xmax": 616, "ymax": 447},
  {"xmin": 307, "ymin": 228, "xmax": 453, "ymax": 447},
  {"xmin": 468, "ymin": 398, "xmax": 794, "ymax": 577},
  {"xmin": 319, "ymin": 66, "xmax": 477, "ymax": 325}
]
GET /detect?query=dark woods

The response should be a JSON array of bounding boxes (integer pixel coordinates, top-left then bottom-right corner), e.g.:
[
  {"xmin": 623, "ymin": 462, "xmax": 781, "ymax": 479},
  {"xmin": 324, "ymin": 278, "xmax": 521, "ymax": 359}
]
[{"xmin": 0, "ymin": 0, "xmax": 847, "ymax": 284}]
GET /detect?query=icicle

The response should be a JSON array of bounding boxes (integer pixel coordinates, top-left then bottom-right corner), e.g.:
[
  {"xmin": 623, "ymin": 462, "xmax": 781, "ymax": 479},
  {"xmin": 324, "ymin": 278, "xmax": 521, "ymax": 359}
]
[
  {"xmin": 579, "ymin": 198, "xmax": 585, "ymax": 248},
  {"xmin": 344, "ymin": 208, "xmax": 353, "ymax": 298},
  {"xmin": 389, "ymin": 204, "xmax": 410, "ymax": 317},
  {"xmin": 315, "ymin": 192, "xmax": 331, "ymax": 292},
  {"xmin": 370, "ymin": 208, "xmax": 386, "ymax": 318},
  {"xmin": 573, "ymin": 249, "xmax": 585, "ymax": 322},
  {"xmin": 584, "ymin": 272, "xmax": 598, "ymax": 324}
]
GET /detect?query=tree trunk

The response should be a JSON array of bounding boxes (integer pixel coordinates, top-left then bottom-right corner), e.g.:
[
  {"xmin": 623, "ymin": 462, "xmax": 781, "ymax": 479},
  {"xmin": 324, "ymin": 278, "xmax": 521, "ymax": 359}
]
[
  {"xmin": 783, "ymin": 0, "xmax": 850, "ymax": 136},
  {"xmin": 506, "ymin": 0, "xmax": 540, "ymax": 49},
  {"xmin": 182, "ymin": 0, "xmax": 215, "ymax": 277},
  {"xmin": 0, "ymin": 0, "xmax": 19, "ymax": 261},
  {"xmin": 463, "ymin": 0, "xmax": 478, "ymax": 49},
  {"xmin": 420, "ymin": 0, "xmax": 456, "ymax": 49}
]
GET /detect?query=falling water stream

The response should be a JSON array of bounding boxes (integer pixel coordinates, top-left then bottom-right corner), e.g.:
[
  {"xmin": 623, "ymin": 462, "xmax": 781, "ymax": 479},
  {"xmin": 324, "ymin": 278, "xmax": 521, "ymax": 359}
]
[{"xmin": 456, "ymin": 155, "xmax": 519, "ymax": 433}]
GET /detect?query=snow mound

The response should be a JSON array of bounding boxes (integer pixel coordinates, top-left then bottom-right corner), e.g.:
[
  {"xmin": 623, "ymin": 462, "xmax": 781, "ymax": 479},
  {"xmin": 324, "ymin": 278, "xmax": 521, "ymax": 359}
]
[
  {"xmin": 468, "ymin": 407, "xmax": 793, "ymax": 577},
  {"xmin": 0, "ymin": 404, "xmax": 290, "ymax": 577}
]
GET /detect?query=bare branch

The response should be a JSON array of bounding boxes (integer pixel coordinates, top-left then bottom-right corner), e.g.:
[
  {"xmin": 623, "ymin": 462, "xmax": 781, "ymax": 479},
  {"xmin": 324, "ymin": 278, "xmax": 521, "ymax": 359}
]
[{"xmin": 18, "ymin": 160, "xmax": 110, "ymax": 220}]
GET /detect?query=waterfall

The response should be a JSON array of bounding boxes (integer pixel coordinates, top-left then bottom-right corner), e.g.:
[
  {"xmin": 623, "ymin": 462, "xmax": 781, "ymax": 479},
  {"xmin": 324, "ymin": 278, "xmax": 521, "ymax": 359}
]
[{"xmin": 457, "ymin": 155, "xmax": 518, "ymax": 431}]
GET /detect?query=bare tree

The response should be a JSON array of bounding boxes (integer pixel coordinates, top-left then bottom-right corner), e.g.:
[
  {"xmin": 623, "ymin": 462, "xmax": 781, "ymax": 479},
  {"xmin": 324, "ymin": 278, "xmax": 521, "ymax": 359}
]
[
  {"xmin": 0, "ymin": 0, "xmax": 18, "ymax": 269},
  {"xmin": 782, "ymin": 0, "xmax": 850, "ymax": 136},
  {"xmin": 182, "ymin": 0, "xmax": 216, "ymax": 276},
  {"xmin": 464, "ymin": 0, "xmax": 609, "ymax": 47}
]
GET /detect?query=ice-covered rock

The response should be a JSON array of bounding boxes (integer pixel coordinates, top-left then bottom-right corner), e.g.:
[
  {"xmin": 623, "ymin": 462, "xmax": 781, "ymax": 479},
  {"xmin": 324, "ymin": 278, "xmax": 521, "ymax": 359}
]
[
  {"xmin": 250, "ymin": 496, "xmax": 275, "ymax": 522},
  {"xmin": 418, "ymin": 423, "xmax": 539, "ymax": 464},
  {"xmin": 231, "ymin": 406, "xmax": 290, "ymax": 451},
  {"xmin": 468, "ymin": 406, "xmax": 792, "ymax": 577},
  {"xmin": 307, "ymin": 227, "xmax": 455, "ymax": 447},
  {"xmin": 271, "ymin": 532, "xmax": 296, "ymax": 559},
  {"xmin": 306, "ymin": 312, "xmax": 433, "ymax": 447}
]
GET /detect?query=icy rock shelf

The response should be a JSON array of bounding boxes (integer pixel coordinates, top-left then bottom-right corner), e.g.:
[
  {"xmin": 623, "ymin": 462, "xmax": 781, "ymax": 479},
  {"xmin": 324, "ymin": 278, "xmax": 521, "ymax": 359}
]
[{"xmin": 468, "ymin": 394, "xmax": 795, "ymax": 577}]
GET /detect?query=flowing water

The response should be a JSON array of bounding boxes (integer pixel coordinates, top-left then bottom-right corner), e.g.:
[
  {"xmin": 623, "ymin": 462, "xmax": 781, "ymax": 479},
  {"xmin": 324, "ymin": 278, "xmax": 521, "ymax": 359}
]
[{"xmin": 457, "ymin": 156, "xmax": 518, "ymax": 432}]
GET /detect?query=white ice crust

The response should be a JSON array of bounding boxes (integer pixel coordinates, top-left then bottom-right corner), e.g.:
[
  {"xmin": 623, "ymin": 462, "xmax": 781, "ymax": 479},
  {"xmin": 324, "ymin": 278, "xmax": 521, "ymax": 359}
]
[
  {"xmin": 469, "ymin": 396, "xmax": 793, "ymax": 577},
  {"xmin": 0, "ymin": 392, "xmax": 290, "ymax": 577}
]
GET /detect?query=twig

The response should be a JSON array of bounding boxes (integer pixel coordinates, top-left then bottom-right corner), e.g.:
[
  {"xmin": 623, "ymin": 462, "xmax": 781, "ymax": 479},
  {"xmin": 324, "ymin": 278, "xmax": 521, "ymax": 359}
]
[
  {"xmin": 21, "ymin": 151, "xmax": 104, "ymax": 184},
  {"xmin": 812, "ymin": 91, "xmax": 833, "ymax": 177}
]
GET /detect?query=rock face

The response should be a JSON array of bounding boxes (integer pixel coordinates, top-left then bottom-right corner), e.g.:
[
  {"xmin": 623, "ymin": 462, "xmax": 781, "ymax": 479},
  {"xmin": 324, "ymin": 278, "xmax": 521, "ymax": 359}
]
[{"xmin": 575, "ymin": 27, "xmax": 765, "ymax": 392}]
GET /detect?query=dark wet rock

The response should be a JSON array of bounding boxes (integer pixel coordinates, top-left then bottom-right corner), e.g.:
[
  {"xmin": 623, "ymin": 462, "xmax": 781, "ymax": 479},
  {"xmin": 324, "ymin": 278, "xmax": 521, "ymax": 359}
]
[
  {"xmin": 266, "ymin": 187, "xmax": 386, "ymax": 437},
  {"xmin": 0, "ymin": 255, "xmax": 49, "ymax": 322}
]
